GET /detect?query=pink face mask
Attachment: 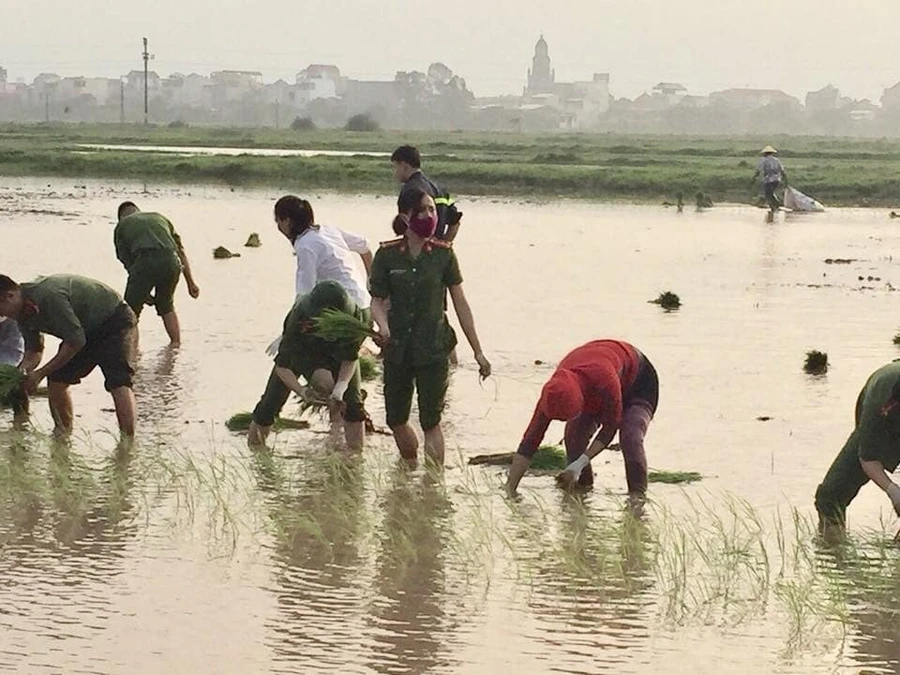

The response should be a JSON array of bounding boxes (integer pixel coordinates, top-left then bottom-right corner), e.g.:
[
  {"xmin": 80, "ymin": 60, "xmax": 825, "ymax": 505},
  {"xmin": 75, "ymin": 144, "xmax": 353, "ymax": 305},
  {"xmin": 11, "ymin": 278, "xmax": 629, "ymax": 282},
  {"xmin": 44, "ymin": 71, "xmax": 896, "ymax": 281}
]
[{"xmin": 408, "ymin": 212, "xmax": 437, "ymax": 238}]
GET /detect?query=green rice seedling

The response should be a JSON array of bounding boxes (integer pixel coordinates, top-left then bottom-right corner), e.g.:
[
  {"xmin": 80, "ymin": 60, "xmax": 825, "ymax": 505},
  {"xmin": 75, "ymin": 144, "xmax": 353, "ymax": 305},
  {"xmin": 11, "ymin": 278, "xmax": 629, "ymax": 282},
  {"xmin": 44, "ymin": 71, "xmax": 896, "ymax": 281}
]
[
  {"xmin": 648, "ymin": 469, "xmax": 703, "ymax": 484},
  {"xmin": 893, "ymin": 332, "xmax": 900, "ymax": 346},
  {"xmin": 0, "ymin": 364, "xmax": 25, "ymax": 399},
  {"xmin": 244, "ymin": 233, "xmax": 261, "ymax": 247},
  {"xmin": 650, "ymin": 291, "xmax": 681, "ymax": 311},
  {"xmin": 312, "ymin": 308, "xmax": 378, "ymax": 342},
  {"xmin": 359, "ymin": 354, "xmax": 380, "ymax": 381},
  {"xmin": 213, "ymin": 246, "xmax": 239, "ymax": 259},
  {"xmin": 804, "ymin": 350, "xmax": 828, "ymax": 375},
  {"xmin": 225, "ymin": 411, "xmax": 309, "ymax": 432}
]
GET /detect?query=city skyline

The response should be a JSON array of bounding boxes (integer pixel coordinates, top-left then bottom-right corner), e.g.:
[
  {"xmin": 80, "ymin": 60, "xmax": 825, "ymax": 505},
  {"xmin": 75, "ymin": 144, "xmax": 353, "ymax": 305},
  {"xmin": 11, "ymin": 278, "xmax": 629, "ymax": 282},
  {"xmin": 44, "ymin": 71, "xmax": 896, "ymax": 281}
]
[{"xmin": 5, "ymin": 0, "xmax": 900, "ymax": 102}]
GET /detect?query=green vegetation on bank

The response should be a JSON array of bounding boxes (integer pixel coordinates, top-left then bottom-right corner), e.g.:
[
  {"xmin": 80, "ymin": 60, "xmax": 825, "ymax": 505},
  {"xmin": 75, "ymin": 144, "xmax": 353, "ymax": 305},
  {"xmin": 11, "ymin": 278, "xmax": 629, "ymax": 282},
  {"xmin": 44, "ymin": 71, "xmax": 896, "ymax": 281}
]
[{"xmin": 4, "ymin": 123, "xmax": 900, "ymax": 205}]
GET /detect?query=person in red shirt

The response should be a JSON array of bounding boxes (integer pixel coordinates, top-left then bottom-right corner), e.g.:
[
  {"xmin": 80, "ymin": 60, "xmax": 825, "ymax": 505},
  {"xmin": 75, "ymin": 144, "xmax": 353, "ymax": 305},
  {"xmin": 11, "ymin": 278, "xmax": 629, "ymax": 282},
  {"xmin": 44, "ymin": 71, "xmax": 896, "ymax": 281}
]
[{"xmin": 506, "ymin": 340, "xmax": 659, "ymax": 499}]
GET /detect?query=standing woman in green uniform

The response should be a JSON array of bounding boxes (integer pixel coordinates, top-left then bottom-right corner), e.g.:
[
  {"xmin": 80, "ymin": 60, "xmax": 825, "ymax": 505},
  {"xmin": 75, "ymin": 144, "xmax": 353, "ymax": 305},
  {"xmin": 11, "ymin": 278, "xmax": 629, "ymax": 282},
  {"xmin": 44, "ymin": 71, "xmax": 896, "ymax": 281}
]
[
  {"xmin": 369, "ymin": 187, "xmax": 491, "ymax": 466},
  {"xmin": 114, "ymin": 202, "xmax": 200, "ymax": 346}
]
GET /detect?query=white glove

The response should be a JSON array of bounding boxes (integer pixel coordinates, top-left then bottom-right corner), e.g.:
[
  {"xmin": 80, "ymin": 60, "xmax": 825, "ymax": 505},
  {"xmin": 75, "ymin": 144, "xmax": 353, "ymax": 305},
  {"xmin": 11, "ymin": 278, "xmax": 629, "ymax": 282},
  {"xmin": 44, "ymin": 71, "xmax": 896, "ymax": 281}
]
[
  {"xmin": 563, "ymin": 454, "xmax": 591, "ymax": 480},
  {"xmin": 887, "ymin": 483, "xmax": 900, "ymax": 516},
  {"xmin": 331, "ymin": 379, "xmax": 349, "ymax": 402},
  {"xmin": 265, "ymin": 335, "xmax": 282, "ymax": 357}
]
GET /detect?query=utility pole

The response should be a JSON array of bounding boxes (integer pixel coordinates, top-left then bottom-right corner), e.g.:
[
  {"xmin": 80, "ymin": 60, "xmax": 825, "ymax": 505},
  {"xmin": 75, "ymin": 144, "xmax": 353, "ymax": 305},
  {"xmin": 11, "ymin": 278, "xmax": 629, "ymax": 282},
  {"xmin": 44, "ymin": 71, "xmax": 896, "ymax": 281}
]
[
  {"xmin": 120, "ymin": 78, "xmax": 125, "ymax": 124},
  {"xmin": 44, "ymin": 92, "xmax": 50, "ymax": 123},
  {"xmin": 275, "ymin": 98, "xmax": 280, "ymax": 129},
  {"xmin": 142, "ymin": 37, "xmax": 149, "ymax": 125}
]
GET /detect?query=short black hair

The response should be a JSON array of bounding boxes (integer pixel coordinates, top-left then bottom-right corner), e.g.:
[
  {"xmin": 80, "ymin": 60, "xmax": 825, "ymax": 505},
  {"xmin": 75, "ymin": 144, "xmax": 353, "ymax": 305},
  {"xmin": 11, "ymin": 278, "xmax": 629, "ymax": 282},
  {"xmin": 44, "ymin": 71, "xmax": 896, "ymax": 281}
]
[
  {"xmin": 390, "ymin": 145, "xmax": 421, "ymax": 169},
  {"xmin": 117, "ymin": 201, "xmax": 138, "ymax": 219},
  {"xmin": 0, "ymin": 275, "xmax": 19, "ymax": 294}
]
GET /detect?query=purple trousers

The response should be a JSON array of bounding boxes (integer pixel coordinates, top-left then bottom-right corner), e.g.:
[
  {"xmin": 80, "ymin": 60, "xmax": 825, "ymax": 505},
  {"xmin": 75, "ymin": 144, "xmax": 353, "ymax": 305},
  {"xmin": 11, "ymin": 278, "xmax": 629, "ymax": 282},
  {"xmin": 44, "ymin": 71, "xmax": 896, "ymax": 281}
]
[{"xmin": 564, "ymin": 402, "xmax": 654, "ymax": 494}]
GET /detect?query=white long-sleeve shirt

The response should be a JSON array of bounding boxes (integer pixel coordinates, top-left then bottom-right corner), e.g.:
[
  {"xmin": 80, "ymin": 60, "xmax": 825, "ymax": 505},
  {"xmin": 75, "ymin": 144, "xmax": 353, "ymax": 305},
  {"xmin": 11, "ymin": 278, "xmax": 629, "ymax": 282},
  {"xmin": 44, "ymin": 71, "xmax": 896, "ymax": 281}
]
[
  {"xmin": 293, "ymin": 224, "xmax": 371, "ymax": 309},
  {"xmin": 0, "ymin": 317, "xmax": 24, "ymax": 366}
]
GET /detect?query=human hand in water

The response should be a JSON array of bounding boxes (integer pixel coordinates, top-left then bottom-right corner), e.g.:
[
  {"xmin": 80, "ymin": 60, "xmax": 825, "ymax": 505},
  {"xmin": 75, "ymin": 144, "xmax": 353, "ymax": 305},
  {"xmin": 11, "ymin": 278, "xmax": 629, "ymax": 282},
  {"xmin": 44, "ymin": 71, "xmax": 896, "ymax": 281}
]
[{"xmin": 555, "ymin": 469, "xmax": 579, "ymax": 491}]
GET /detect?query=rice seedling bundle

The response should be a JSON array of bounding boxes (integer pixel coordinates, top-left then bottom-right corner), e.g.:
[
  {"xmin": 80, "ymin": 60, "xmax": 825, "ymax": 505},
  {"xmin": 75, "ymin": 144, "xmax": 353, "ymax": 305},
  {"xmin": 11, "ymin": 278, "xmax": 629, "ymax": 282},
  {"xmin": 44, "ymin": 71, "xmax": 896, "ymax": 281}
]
[
  {"xmin": 225, "ymin": 411, "xmax": 309, "ymax": 432},
  {"xmin": 312, "ymin": 309, "xmax": 378, "ymax": 342},
  {"xmin": 0, "ymin": 364, "xmax": 25, "ymax": 399}
]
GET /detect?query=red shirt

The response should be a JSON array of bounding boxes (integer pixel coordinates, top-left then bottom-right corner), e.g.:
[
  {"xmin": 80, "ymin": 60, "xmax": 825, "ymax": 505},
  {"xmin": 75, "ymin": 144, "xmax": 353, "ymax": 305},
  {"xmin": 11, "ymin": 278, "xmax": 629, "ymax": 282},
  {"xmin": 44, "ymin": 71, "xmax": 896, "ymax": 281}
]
[{"xmin": 516, "ymin": 340, "xmax": 641, "ymax": 457}]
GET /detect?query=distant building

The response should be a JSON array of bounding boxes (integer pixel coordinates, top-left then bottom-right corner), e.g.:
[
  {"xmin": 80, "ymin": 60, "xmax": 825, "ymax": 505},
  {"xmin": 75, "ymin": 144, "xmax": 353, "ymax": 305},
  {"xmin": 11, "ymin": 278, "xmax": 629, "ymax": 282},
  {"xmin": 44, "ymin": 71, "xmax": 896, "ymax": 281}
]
[
  {"xmin": 651, "ymin": 82, "xmax": 688, "ymax": 107},
  {"xmin": 881, "ymin": 81, "xmax": 900, "ymax": 114},
  {"xmin": 525, "ymin": 35, "xmax": 555, "ymax": 95},
  {"xmin": 0, "ymin": 67, "xmax": 6, "ymax": 83},
  {"xmin": 520, "ymin": 36, "xmax": 609, "ymax": 129},
  {"xmin": 296, "ymin": 64, "xmax": 344, "ymax": 102},
  {"xmin": 848, "ymin": 99, "xmax": 878, "ymax": 122},
  {"xmin": 57, "ymin": 77, "xmax": 119, "ymax": 106},
  {"xmin": 806, "ymin": 84, "xmax": 840, "ymax": 112},
  {"xmin": 163, "ymin": 73, "xmax": 211, "ymax": 107},
  {"xmin": 126, "ymin": 70, "xmax": 161, "ymax": 93},
  {"xmin": 709, "ymin": 88, "xmax": 801, "ymax": 110}
]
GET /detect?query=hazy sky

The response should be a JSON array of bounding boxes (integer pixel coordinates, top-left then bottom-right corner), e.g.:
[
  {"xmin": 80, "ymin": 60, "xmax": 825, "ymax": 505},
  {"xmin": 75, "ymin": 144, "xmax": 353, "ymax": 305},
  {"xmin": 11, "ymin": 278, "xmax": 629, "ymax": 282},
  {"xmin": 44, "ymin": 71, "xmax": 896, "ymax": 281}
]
[{"xmin": 5, "ymin": 0, "xmax": 900, "ymax": 101}]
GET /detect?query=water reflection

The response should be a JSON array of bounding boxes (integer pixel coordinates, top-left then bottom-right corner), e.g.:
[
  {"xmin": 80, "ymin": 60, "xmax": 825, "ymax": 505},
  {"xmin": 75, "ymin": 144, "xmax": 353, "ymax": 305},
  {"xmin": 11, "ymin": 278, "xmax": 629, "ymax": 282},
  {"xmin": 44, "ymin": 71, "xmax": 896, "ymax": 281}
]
[
  {"xmin": 252, "ymin": 449, "xmax": 368, "ymax": 672},
  {"xmin": 816, "ymin": 540, "xmax": 900, "ymax": 672},
  {"xmin": 514, "ymin": 495, "xmax": 655, "ymax": 670},
  {"xmin": 133, "ymin": 345, "xmax": 184, "ymax": 429},
  {"xmin": 0, "ymin": 436, "xmax": 138, "ymax": 672},
  {"xmin": 365, "ymin": 469, "xmax": 457, "ymax": 674}
]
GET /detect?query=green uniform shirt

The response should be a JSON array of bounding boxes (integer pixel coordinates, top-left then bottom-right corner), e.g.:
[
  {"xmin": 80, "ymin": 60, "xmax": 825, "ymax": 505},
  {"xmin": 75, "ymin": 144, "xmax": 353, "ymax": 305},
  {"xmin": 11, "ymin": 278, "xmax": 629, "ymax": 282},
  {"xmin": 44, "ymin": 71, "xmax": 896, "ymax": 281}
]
[
  {"xmin": 369, "ymin": 237, "xmax": 461, "ymax": 366},
  {"xmin": 114, "ymin": 212, "xmax": 183, "ymax": 271},
  {"xmin": 275, "ymin": 281, "xmax": 365, "ymax": 370},
  {"xmin": 19, "ymin": 274, "xmax": 124, "ymax": 351},
  {"xmin": 847, "ymin": 360, "xmax": 900, "ymax": 471}
]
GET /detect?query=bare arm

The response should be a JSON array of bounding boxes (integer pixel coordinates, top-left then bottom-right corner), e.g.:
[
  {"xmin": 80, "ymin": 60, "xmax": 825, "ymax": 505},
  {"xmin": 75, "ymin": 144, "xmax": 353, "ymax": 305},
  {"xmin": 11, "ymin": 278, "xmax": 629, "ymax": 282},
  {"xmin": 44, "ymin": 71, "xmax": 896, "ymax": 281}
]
[
  {"xmin": 448, "ymin": 284, "xmax": 483, "ymax": 353},
  {"xmin": 274, "ymin": 366, "xmax": 306, "ymax": 397},
  {"xmin": 177, "ymin": 245, "xmax": 200, "ymax": 298},
  {"xmin": 370, "ymin": 296, "xmax": 390, "ymax": 340},
  {"xmin": 360, "ymin": 250, "xmax": 373, "ymax": 277},
  {"xmin": 448, "ymin": 284, "xmax": 490, "ymax": 376},
  {"xmin": 861, "ymin": 459, "xmax": 895, "ymax": 492},
  {"xmin": 20, "ymin": 349, "xmax": 43, "ymax": 373},
  {"xmin": 507, "ymin": 454, "xmax": 532, "ymax": 496},
  {"xmin": 335, "ymin": 359, "xmax": 357, "ymax": 389},
  {"xmin": 25, "ymin": 341, "xmax": 82, "ymax": 392}
]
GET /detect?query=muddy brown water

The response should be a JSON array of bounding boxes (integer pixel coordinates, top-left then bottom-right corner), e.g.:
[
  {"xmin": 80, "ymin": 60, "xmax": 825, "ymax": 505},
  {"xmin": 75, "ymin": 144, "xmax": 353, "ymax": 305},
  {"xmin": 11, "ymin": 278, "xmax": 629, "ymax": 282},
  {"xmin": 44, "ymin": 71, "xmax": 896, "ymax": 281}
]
[{"xmin": 2, "ymin": 177, "xmax": 900, "ymax": 674}]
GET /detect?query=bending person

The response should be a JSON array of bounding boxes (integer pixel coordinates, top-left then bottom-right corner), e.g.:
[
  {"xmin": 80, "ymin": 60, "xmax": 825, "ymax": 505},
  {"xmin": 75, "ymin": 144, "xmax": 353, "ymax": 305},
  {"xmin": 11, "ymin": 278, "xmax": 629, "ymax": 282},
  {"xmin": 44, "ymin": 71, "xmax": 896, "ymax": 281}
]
[
  {"xmin": 115, "ymin": 201, "xmax": 199, "ymax": 346},
  {"xmin": 248, "ymin": 281, "xmax": 368, "ymax": 451},
  {"xmin": 815, "ymin": 360, "xmax": 900, "ymax": 537},
  {"xmin": 0, "ymin": 274, "xmax": 137, "ymax": 438},
  {"xmin": 507, "ymin": 340, "xmax": 658, "ymax": 499}
]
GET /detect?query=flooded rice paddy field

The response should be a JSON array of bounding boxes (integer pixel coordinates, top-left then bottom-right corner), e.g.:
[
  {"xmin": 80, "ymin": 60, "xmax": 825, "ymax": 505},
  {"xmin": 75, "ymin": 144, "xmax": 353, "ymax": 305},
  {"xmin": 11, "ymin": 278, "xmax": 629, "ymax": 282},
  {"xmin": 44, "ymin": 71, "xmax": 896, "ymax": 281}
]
[{"xmin": 2, "ymin": 177, "xmax": 900, "ymax": 673}]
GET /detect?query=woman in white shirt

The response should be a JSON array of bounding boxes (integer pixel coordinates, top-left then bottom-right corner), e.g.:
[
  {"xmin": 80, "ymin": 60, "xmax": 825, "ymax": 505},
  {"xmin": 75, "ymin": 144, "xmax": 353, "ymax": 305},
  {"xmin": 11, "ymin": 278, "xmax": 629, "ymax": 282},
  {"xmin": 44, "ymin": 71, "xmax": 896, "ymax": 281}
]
[
  {"xmin": 260, "ymin": 195, "xmax": 374, "ymax": 445},
  {"xmin": 274, "ymin": 195, "xmax": 372, "ymax": 309}
]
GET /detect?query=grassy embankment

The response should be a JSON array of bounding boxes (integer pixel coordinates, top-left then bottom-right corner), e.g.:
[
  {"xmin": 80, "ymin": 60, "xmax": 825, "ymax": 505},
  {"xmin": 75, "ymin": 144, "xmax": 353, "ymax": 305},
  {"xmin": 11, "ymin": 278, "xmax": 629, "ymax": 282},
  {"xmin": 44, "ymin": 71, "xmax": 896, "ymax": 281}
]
[{"xmin": 3, "ymin": 123, "xmax": 900, "ymax": 205}]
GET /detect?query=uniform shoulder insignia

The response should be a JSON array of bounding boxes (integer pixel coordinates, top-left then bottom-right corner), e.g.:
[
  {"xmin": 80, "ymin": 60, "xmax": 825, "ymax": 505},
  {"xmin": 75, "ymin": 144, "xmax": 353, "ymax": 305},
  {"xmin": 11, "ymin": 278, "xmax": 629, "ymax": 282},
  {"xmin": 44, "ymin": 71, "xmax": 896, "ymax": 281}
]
[
  {"xmin": 378, "ymin": 237, "xmax": 405, "ymax": 248},
  {"xmin": 427, "ymin": 238, "xmax": 452, "ymax": 249}
]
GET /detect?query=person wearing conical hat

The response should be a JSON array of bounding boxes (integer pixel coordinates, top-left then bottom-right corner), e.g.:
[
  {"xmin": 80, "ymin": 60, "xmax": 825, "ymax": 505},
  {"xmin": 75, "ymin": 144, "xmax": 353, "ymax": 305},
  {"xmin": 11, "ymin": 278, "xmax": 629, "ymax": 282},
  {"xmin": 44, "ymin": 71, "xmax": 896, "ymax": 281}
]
[
  {"xmin": 753, "ymin": 145, "xmax": 788, "ymax": 214},
  {"xmin": 506, "ymin": 340, "xmax": 659, "ymax": 500}
]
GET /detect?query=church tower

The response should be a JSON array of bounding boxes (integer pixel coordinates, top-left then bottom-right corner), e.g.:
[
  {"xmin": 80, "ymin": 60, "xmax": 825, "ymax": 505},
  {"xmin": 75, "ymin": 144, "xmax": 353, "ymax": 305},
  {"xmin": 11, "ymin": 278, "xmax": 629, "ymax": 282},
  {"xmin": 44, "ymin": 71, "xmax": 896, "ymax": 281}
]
[{"xmin": 526, "ymin": 34, "xmax": 555, "ymax": 95}]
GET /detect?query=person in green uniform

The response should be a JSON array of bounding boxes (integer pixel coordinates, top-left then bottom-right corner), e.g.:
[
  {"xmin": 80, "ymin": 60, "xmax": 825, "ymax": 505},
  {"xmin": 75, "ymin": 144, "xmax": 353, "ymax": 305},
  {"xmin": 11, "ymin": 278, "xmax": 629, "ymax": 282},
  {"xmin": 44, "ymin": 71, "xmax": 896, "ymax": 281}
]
[
  {"xmin": 248, "ymin": 281, "xmax": 369, "ymax": 451},
  {"xmin": 0, "ymin": 274, "xmax": 138, "ymax": 438},
  {"xmin": 115, "ymin": 202, "xmax": 200, "ymax": 346},
  {"xmin": 815, "ymin": 360, "xmax": 900, "ymax": 536},
  {"xmin": 369, "ymin": 187, "xmax": 491, "ymax": 466}
]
